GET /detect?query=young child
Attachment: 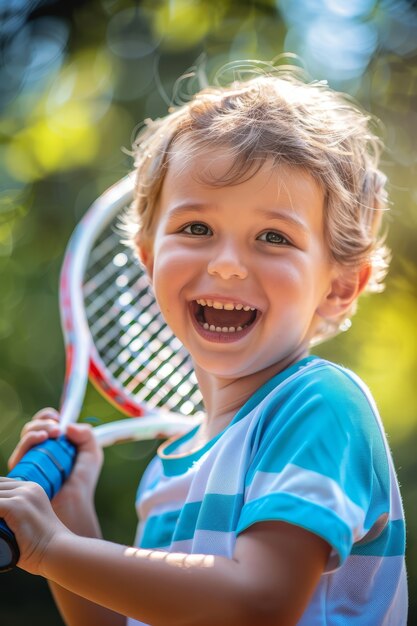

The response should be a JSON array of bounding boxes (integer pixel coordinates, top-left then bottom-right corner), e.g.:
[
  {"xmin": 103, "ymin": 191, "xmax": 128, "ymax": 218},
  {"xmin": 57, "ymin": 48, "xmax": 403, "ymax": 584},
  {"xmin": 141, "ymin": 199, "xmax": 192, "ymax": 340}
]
[{"xmin": 0, "ymin": 67, "xmax": 407, "ymax": 625}]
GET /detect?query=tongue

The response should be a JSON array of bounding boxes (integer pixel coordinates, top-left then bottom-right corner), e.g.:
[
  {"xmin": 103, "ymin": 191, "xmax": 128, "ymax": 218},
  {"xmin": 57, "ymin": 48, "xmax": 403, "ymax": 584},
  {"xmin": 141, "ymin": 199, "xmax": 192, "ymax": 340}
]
[{"xmin": 203, "ymin": 307, "xmax": 255, "ymax": 328}]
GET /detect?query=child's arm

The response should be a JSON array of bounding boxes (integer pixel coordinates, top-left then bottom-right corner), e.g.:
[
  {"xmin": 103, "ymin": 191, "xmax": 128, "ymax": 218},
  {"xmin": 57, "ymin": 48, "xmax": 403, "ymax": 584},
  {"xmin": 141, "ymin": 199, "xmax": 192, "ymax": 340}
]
[
  {"xmin": 7, "ymin": 411, "xmax": 126, "ymax": 626},
  {"xmin": 46, "ymin": 485, "xmax": 126, "ymax": 626},
  {"xmin": 0, "ymin": 473, "xmax": 329, "ymax": 626}
]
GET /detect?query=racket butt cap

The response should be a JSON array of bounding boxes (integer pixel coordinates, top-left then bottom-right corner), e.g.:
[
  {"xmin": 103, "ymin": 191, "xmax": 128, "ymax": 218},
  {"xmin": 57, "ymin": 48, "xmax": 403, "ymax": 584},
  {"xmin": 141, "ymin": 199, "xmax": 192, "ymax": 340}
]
[{"xmin": 0, "ymin": 520, "xmax": 20, "ymax": 572}]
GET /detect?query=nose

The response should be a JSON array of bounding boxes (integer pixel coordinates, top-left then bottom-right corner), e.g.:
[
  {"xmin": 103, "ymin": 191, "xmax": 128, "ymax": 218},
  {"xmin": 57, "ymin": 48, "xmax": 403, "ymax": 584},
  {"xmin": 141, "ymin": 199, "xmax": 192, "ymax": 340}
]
[{"xmin": 207, "ymin": 241, "xmax": 248, "ymax": 280}]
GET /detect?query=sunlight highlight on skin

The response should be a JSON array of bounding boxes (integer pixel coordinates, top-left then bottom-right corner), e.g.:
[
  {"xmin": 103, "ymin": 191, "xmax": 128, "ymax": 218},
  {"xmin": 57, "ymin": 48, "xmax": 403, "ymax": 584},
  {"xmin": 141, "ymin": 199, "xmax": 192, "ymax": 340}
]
[{"xmin": 123, "ymin": 547, "xmax": 215, "ymax": 569}]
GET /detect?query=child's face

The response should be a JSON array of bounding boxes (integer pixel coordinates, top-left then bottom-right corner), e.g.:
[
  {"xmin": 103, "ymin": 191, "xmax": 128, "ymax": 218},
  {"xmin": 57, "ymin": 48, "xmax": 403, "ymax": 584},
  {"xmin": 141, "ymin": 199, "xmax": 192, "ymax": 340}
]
[{"xmin": 141, "ymin": 147, "xmax": 338, "ymax": 380}]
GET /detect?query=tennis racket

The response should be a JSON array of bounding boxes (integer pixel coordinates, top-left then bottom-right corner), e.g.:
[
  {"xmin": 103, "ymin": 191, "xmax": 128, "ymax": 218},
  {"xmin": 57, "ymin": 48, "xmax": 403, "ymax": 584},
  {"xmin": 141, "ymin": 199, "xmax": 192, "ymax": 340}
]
[{"xmin": 0, "ymin": 175, "xmax": 203, "ymax": 572}]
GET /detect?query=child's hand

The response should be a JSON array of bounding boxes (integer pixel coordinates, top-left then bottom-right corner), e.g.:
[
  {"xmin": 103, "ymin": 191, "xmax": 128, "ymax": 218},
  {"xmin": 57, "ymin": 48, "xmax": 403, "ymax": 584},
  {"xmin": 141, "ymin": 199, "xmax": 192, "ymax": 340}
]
[
  {"xmin": 7, "ymin": 409, "xmax": 103, "ymax": 525},
  {"xmin": 0, "ymin": 476, "xmax": 70, "ymax": 575}
]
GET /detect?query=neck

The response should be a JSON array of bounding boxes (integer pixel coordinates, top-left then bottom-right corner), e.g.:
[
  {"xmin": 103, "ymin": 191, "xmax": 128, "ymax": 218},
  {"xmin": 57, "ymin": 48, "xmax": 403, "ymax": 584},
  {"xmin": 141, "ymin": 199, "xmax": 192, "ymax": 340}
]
[{"xmin": 193, "ymin": 348, "xmax": 310, "ymax": 440}]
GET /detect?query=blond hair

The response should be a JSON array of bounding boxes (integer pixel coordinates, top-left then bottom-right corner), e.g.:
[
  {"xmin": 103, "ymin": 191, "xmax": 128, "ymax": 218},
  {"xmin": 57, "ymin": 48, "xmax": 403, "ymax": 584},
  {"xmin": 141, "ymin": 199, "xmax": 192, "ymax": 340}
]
[{"xmin": 128, "ymin": 65, "xmax": 390, "ymax": 343}]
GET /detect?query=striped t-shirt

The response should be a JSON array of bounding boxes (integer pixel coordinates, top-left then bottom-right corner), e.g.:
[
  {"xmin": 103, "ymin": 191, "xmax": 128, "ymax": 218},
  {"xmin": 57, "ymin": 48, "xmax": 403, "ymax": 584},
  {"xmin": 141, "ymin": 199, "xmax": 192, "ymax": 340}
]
[{"xmin": 127, "ymin": 356, "xmax": 407, "ymax": 625}]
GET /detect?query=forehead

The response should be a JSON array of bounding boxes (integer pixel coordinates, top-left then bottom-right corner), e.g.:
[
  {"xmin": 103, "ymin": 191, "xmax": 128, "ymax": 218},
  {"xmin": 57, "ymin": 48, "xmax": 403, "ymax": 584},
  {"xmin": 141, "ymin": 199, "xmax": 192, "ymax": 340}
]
[{"xmin": 160, "ymin": 145, "xmax": 325, "ymax": 223}]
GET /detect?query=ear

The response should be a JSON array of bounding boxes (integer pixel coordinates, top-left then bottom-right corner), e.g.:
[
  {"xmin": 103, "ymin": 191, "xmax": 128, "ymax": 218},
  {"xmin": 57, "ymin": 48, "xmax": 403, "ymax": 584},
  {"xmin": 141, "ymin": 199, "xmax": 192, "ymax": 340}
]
[
  {"xmin": 317, "ymin": 264, "xmax": 371, "ymax": 320},
  {"xmin": 136, "ymin": 238, "xmax": 154, "ymax": 281}
]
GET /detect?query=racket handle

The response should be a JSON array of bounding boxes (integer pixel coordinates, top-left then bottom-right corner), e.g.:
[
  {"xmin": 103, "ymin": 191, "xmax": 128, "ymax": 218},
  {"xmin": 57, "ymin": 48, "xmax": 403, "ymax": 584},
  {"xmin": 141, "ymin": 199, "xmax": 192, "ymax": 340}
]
[{"xmin": 0, "ymin": 435, "xmax": 76, "ymax": 572}]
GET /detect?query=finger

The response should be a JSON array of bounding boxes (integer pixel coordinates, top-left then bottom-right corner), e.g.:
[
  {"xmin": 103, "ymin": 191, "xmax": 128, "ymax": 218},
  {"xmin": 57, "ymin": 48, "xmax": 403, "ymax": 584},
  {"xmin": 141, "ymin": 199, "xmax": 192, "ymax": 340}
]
[
  {"xmin": 0, "ymin": 477, "xmax": 21, "ymax": 490},
  {"xmin": 65, "ymin": 423, "xmax": 96, "ymax": 449},
  {"xmin": 31, "ymin": 407, "xmax": 60, "ymax": 422},
  {"xmin": 21, "ymin": 418, "xmax": 61, "ymax": 439},
  {"xmin": 8, "ymin": 431, "xmax": 46, "ymax": 470},
  {"xmin": 65, "ymin": 424, "xmax": 103, "ymax": 466},
  {"xmin": 8, "ymin": 423, "xmax": 61, "ymax": 470}
]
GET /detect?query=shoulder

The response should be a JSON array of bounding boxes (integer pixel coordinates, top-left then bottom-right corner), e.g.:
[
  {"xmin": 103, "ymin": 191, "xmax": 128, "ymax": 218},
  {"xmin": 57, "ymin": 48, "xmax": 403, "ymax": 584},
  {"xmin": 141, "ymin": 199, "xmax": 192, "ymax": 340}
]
[
  {"xmin": 248, "ymin": 358, "xmax": 390, "ymax": 497},
  {"xmin": 258, "ymin": 357, "xmax": 382, "ymax": 439},
  {"xmin": 268, "ymin": 357, "xmax": 373, "ymax": 406},
  {"xmin": 297, "ymin": 358, "xmax": 374, "ymax": 405},
  {"xmin": 242, "ymin": 360, "xmax": 396, "ymax": 563}
]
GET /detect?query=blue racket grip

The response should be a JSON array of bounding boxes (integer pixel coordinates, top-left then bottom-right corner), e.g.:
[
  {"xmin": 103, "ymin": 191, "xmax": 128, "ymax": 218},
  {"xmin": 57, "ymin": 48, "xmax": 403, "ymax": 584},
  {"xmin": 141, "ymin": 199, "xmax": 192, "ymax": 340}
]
[{"xmin": 0, "ymin": 435, "xmax": 76, "ymax": 572}]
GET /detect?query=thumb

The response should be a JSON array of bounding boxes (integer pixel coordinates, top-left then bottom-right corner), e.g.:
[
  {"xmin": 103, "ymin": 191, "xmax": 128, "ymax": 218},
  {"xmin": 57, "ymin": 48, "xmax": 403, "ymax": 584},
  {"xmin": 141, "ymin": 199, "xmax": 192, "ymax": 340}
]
[{"xmin": 65, "ymin": 423, "xmax": 97, "ymax": 451}]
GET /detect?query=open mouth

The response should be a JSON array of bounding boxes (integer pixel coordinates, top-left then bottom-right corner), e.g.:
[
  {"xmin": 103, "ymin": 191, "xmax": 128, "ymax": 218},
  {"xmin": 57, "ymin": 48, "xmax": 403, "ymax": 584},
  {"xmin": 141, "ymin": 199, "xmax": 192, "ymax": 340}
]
[{"xmin": 191, "ymin": 298, "xmax": 259, "ymax": 334}]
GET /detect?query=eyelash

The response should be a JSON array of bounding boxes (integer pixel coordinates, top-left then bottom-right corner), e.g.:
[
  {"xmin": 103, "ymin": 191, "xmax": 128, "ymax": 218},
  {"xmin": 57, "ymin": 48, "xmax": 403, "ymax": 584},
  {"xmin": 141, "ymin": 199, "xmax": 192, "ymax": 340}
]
[
  {"xmin": 181, "ymin": 223, "xmax": 212, "ymax": 236},
  {"xmin": 257, "ymin": 230, "xmax": 291, "ymax": 246},
  {"xmin": 180, "ymin": 224, "xmax": 291, "ymax": 246}
]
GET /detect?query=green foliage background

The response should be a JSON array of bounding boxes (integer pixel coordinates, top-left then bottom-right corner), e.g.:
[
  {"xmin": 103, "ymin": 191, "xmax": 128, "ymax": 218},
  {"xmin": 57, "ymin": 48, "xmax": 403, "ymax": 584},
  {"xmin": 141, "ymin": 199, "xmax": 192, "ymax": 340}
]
[{"xmin": 0, "ymin": 0, "xmax": 416, "ymax": 623}]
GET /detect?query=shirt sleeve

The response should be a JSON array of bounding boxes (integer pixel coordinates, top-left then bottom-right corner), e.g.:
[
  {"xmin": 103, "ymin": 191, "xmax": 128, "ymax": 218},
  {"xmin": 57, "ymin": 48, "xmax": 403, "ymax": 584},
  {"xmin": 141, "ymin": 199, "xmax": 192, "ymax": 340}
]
[{"xmin": 236, "ymin": 363, "xmax": 391, "ymax": 571}]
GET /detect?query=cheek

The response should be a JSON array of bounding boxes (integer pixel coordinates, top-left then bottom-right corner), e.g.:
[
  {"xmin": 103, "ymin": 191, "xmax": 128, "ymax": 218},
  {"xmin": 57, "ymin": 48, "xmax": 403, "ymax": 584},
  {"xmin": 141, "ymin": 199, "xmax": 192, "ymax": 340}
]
[
  {"xmin": 262, "ymin": 258, "xmax": 323, "ymax": 312},
  {"xmin": 263, "ymin": 259, "xmax": 304, "ymax": 293},
  {"xmin": 153, "ymin": 249, "xmax": 191, "ymax": 292},
  {"xmin": 154, "ymin": 239, "xmax": 196, "ymax": 272},
  {"xmin": 152, "ymin": 249, "xmax": 190, "ymax": 315}
]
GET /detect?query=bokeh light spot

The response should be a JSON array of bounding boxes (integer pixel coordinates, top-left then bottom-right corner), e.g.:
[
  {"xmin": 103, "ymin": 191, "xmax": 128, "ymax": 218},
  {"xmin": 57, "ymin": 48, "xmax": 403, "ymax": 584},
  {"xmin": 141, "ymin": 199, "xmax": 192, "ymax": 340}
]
[
  {"xmin": 3, "ymin": 17, "xmax": 68, "ymax": 80},
  {"xmin": 107, "ymin": 7, "xmax": 159, "ymax": 59},
  {"xmin": 323, "ymin": 0, "xmax": 377, "ymax": 18},
  {"xmin": 152, "ymin": 0, "xmax": 214, "ymax": 49}
]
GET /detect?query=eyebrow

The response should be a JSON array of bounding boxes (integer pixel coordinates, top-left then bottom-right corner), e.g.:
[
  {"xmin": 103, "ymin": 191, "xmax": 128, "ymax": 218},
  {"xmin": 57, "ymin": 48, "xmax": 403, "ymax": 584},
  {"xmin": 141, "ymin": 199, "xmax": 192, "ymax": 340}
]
[
  {"xmin": 166, "ymin": 203, "xmax": 215, "ymax": 218},
  {"xmin": 167, "ymin": 203, "xmax": 309, "ymax": 233},
  {"xmin": 255, "ymin": 208, "xmax": 309, "ymax": 233}
]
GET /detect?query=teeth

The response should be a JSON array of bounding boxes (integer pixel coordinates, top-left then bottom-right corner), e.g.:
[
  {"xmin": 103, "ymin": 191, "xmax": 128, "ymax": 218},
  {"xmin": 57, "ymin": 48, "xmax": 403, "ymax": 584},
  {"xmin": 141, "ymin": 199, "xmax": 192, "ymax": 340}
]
[
  {"xmin": 202, "ymin": 322, "xmax": 247, "ymax": 333},
  {"xmin": 196, "ymin": 299, "xmax": 255, "ymax": 311},
  {"xmin": 196, "ymin": 298, "xmax": 257, "ymax": 334}
]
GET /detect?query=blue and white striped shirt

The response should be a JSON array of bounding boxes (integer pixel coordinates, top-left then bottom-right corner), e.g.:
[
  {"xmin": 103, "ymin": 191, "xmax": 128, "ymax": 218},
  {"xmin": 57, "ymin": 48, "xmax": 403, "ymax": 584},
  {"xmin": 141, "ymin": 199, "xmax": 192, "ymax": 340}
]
[{"xmin": 128, "ymin": 356, "xmax": 407, "ymax": 625}]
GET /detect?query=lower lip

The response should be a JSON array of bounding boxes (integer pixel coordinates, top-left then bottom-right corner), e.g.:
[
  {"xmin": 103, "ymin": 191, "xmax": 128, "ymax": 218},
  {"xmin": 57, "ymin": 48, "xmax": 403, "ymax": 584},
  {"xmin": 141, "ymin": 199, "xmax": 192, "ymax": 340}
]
[{"xmin": 190, "ymin": 313, "xmax": 257, "ymax": 344}]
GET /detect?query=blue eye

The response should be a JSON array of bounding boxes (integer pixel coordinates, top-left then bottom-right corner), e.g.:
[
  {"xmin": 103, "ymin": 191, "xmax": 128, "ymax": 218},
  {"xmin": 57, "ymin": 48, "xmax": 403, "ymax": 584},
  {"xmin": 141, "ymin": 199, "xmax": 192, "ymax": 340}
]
[
  {"xmin": 258, "ymin": 231, "xmax": 290, "ymax": 245},
  {"xmin": 182, "ymin": 223, "xmax": 212, "ymax": 236}
]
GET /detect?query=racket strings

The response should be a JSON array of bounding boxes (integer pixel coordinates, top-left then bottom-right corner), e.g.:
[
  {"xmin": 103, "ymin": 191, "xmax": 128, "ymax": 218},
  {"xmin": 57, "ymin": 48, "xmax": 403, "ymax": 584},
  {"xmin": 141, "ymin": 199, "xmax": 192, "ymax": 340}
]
[
  {"xmin": 92, "ymin": 283, "xmax": 153, "ymax": 351},
  {"xmin": 84, "ymin": 224, "xmax": 203, "ymax": 416}
]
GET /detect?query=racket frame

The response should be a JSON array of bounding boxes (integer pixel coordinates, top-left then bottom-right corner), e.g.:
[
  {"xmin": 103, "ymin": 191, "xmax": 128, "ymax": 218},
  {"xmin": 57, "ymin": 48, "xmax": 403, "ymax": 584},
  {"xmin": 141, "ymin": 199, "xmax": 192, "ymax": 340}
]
[
  {"xmin": 59, "ymin": 174, "xmax": 202, "ymax": 444},
  {"xmin": 59, "ymin": 176, "xmax": 136, "ymax": 431}
]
